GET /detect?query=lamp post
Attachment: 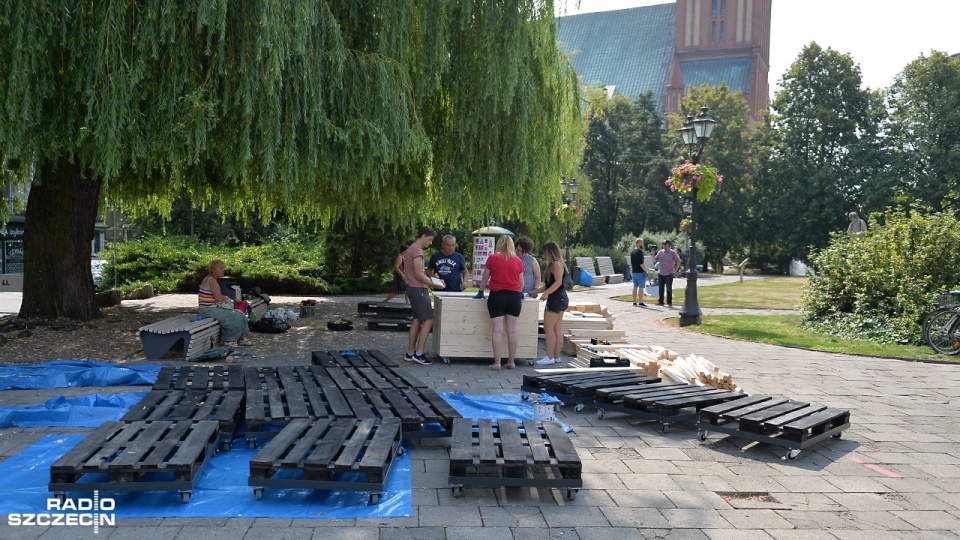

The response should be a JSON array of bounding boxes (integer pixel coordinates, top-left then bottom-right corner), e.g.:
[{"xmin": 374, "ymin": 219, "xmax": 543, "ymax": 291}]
[
  {"xmin": 677, "ymin": 107, "xmax": 716, "ymax": 327},
  {"xmin": 560, "ymin": 176, "xmax": 579, "ymax": 266}
]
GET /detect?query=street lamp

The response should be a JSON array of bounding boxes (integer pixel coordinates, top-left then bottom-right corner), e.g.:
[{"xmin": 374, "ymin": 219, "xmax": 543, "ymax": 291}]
[
  {"xmin": 678, "ymin": 107, "xmax": 715, "ymax": 327},
  {"xmin": 560, "ymin": 176, "xmax": 579, "ymax": 266}
]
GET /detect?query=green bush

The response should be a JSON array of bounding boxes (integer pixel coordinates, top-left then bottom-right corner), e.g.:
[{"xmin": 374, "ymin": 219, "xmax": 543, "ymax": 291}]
[
  {"xmin": 802, "ymin": 210, "xmax": 960, "ymax": 344},
  {"xmin": 103, "ymin": 235, "xmax": 389, "ymax": 295}
]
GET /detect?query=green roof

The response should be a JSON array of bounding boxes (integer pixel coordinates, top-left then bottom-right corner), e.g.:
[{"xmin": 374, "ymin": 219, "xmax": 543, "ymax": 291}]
[
  {"xmin": 557, "ymin": 4, "xmax": 676, "ymax": 102},
  {"xmin": 680, "ymin": 57, "xmax": 753, "ymax": 94}
]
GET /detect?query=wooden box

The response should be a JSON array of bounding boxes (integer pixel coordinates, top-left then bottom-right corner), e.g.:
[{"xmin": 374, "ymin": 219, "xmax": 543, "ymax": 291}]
[{"xmin": 432, "ymin": 292, "xmax": 539, "ymax": 361}]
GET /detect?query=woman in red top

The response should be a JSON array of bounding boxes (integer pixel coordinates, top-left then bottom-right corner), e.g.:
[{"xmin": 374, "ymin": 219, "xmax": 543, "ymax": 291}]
[{"xmin": 476, "ymin": 235, "xmax": 525, "ymax": 370}]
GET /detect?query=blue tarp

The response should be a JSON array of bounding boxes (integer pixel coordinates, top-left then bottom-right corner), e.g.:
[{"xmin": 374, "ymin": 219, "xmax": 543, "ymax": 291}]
[
  {"xmin": 0, "ymin": 392, "xmax": 147, "ymax": 429},
  {"xmin": 0, "ymin": 361, "xmax": 160, "ymax": 390},
  {"xmin": 0, "ymin": 435, "xmax": 412, "ymax": 519},
  {"xmin": 440, "ymin": 392, "xmax": 572, "ymax": 432}
]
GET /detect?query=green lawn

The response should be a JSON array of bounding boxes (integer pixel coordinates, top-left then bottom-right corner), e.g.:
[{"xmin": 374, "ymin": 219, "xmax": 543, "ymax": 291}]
[
  {"xmin": 616, "ymin": 276, "xmax": 807, "ymax": 309},
  {"xmin": 614, "ymin": 275, "xmax": 953, "ymax": 362}
]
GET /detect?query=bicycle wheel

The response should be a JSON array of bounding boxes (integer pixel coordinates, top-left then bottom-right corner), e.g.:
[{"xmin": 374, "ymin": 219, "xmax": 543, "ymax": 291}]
[
  {"xmin": 925, "ymin": 310, "xmax": 960, "ymax": 355},
  {"xmin": 923, "ymin": 308, "xmax": 954, "ymax": 336}
]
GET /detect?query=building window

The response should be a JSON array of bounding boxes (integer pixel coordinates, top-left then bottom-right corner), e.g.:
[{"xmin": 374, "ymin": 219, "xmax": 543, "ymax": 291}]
[
  {"xmin": 711, "ymin": 21, "xmax": 716, "ymax": 42},
  {"xmin": 712, "ymin": 0, "xmax": 718, "ymax": 15},
  {"xmin": 720, "ymin": 20, "xmax": 726, "ymax": 41},
  {"xmin": 721, "ymin": 0, "xmax": 727, "ymax": 15}
]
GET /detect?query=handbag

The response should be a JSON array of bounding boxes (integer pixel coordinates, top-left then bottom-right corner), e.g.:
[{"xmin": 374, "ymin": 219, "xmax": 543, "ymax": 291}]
[
  {"xmin": 562, "ymin": 270, "xmax": 574, "ymax": 291},
  {"xmin": 217, "ymin": 300, "xmax": 235, "ymax": 310}
]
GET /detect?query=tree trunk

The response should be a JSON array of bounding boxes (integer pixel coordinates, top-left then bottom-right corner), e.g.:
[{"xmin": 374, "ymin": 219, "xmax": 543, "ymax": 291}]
[{"xmin": 19, "ymin": 158, "xmax": 102, "ymax": 321}]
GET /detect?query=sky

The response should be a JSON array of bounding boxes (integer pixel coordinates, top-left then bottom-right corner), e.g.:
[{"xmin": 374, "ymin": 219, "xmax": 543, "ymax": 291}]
[{"xmin": 555, "ymin": 0, "xmax": 960, "ymax": 94}]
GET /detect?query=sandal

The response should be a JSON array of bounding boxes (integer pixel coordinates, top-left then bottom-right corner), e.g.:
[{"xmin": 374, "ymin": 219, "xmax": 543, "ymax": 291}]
[
  {"xmin": 505, "ymin": 363, "xmax": 516, "ymax": 369},
  {"xmin": 238, "ymin": 337, "xmax": 253, "ymax": 346},
  {"xmin": 225, "ymin": 355, "xmax": 245, "ymax": 364},
  {"xmin": 489, "ymin": 364, "xmax": 501, "ymax": 371}
]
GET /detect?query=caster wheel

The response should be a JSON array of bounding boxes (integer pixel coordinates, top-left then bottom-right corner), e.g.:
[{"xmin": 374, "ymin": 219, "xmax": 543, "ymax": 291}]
[
  {"xmin": 396, "ymin": 446, "xmax": 405, "ymax": 457},
  {"xmin": 443, "ymin": 357, "xmax": 451, "ymax": 365},
  {"xmin": 659, "ymin": 423, "xmax": 669, "ymax": 433},
  {"xmin": 786, "ymin": 449, "xmax": 800, "ymax": 460},
  {"xmin": 254, "ymin": 487, "xmax": 264, "ymax": 501},
  {"xmin": 697, "ymin": 429, "xmax": 707, "ymax": 442},
  {"xmin": 369, "ymin": 492, "xmax": 381, "ymax": 505},
  {"xmin": 565, "ymin": 488, "xmax": 579, "ymax": 501},
  {"xmin": 451, "ymin": 485, "xmax": 463, "ymax": 498},
  {"xmin": 180, "ymin": 491, "xmax": 192, "ymax": 504},
  {"xmin": 521, "ymin": 391, "xmax": 530, "ymax": 401},
  {"xmin": 832, "ymin": 433, "xmax": 842, "ymax": 439},
  {"xmin": 575, "ymin": 403, "xmax": 584, "ymax": 413},
  {"xmin": 248, "ymin": 439, "xmax": 257, "ymax": 449},
  {"xmin": 596, "ymin": 409, "xmax": 604, "ymax": 419},
  {"xmin": 222, "ymin": 441, "xmax": 232, "ymax": 451}
]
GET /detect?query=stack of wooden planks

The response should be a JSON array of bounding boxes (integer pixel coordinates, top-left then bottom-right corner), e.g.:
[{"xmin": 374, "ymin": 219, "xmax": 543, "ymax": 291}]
[
  {"xmin": 561, "ymin": 302, "xmax": 616, "ymax": 332},
  {"xmin": 571, "ymin": 345, "xmax": 741, "ymax": 393}
]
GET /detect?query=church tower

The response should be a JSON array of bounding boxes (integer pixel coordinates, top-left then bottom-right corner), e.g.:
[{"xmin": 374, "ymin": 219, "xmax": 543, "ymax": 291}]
[{"xmin": 665, "ymin": 0, "xmax": 771, "ymax": 124}]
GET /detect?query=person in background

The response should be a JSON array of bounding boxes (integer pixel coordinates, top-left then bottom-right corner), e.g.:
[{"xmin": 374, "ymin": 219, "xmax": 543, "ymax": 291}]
[
  {"xmin": 403, "ymin": 226, "xmax": 443, "ymax": 365},
  {"xmin": 630, "ymin": 238, "xmax": 647, "ymax": 307},
  {"xmin": 198, "ymin": 259, "xmax": 253, "ymax": 348},
  {"xmin": 654, "ymin": 240, "xmax": 682, "ymax": 307},
  {"xmin": 515, "ymin": 236, "xmax": 542, "ymax": 298},
  {"xmin": 528, "ymin": 241, "xmax": 568, "ymax": 365},
  {"xmin": 383, "ymin": 245, "xmax": 409, "ymax": 303},
  {"xmin": 427, "ymin": 235, "xmax": 470, "ymax": 291},
  {"xmin": 475, "ymin": 235, "xmax": 524, "ymax": 371}
]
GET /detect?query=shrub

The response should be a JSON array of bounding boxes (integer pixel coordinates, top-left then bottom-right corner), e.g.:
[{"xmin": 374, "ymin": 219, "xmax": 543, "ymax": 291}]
[{"xmin": 802, "ymin": 209, "xmax": 960, "ymax": 344}]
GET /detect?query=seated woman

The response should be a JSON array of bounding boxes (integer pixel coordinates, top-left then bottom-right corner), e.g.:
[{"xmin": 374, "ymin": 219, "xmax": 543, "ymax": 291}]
[{"xmin": 199, "ymin": 260, "xmax": 253, "ymax": 347}]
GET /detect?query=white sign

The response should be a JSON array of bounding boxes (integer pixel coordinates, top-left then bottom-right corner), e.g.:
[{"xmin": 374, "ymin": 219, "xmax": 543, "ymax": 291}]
[{"xmin": 472, "ymin": 236, "xmax": 495, "ymax": 286}]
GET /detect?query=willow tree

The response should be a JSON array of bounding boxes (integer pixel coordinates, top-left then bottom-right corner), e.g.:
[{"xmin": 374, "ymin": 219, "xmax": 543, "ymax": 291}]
[{"xmin": 0, "ymin": 1, "xmax": 581, "ymax": 321}]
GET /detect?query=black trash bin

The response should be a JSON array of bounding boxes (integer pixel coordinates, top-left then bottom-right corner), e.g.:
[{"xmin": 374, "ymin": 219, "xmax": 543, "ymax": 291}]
[{"xmin": 218, "ymin": 277, "xmax": 239, "ymax": 301}]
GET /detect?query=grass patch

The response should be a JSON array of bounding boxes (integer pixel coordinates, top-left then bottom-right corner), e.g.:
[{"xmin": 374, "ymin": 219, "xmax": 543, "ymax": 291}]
[
  {"xmin": 670, "ymin": 314, "xmax": 951, "ymax": 363},
  {"xmin": 615, "ymin": 276, "xmax": 807, "ymax": 310}
]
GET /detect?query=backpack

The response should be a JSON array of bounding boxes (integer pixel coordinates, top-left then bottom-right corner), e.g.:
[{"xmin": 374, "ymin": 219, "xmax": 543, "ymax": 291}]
[{"xmin": 562, "ymin": 269, "xmax": 574, "ymax": 291}]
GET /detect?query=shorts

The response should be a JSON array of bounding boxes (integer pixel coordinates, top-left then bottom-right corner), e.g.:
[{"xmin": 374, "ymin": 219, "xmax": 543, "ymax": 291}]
[
  {"xmin": 545, "ymin": 290, "xmax": 569, "ymax": 314},
  {"xmin": 631, "ymin": 272, "xmax": 647, "ymax": 288},
  {"xmin": 487, "ymin": 290, "xmax": 523, "ymax": 318},
  {"xmin": 407, "ymin": 287, "xmax": 434, "ymax": 321}
]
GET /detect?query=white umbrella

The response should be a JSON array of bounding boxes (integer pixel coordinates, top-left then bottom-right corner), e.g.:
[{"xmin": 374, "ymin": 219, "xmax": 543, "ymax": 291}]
[{"xmin": 472, "ymin": 225, "xmax": 514, "ymax": 236}]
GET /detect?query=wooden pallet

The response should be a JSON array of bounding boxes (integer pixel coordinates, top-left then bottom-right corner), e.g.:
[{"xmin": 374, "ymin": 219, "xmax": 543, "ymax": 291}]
[
  {"xmin": 368, "ymin": 318, "xmax": 412, "ymax": 331},
  {"xmin": 448, "ymin": 418, "xmax": 582, "ymax": 500},
  {"xmin": 152, "ymin": 365, "xmax": 246, "ymax": 391},
  {"xmin": 593, "ymin": 381, "xmax": 750, "ymax": 431},
  {"xmin": 357, "ymin": 301, "xmax": 414, "ymax": 319},
  {"xmin": 520, "ymin": 370, "xmax": 659, "ymax": 411},
  {"xmin": 341, "ymin": 385, "xmax": 461, "ymax": 437},
  {"xmin": 122, "ymin": 389, "xmax": 245, "ymax": 450},
  {"xmin": 311, "ymin": 364, "xmax": 427, "ymax": 390},
  {"xmin": 49, "ymin": 420, "xmax": 219, "ymax": 503},
  {"xmin": 696, "ymin": 395, "xmax": 851, "ymax": 459},
  {"xmin": 311, "ymin": 349, "xmax": 400, "ymax": 368},
  {"xmin": 249, "ymin": 418, "xmax": 403, "ymax": 504}
]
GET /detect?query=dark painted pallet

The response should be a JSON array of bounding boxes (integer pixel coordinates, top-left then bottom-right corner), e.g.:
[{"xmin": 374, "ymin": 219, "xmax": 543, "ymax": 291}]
[
  {"xmin": 696, "ymin": 395, "xmax": 851, "ymax": 459},
  {"xmin": 357, "ymin": 301, "xmax": 413, "ymax": 319},
  {"xmin": 592, "ymin": 381, "xmax": 750, "ymax": 431},
  {"xmin": 122, "ymin": 389, "xmax": 244, "ymax": 450},
  {"xmin": 152, "ymin": 365, "xmax": 246, "ymax": 392},
  {"xmin": 248, "ymin": 418, "xmax": 403, "ymax": 504},
  {"xmin": 448, "ymin": 418, "xmax": 582, "ymax": 500},
  {"xmin": 49, "ymin": 420, "xmax": 219, "ymax": 503},
  {"xmin": 311, "ymin": 349, "xmax": 400, "ymax": 368},
  {"xmin": 520, "ymin": 370, "xmax": 661, "ymax": 411}
]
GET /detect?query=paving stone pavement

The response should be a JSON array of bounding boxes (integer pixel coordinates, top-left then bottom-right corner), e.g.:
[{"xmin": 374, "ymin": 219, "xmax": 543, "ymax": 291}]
[{"xmin": 2, "ymin": 275, "xmax": 960, "ymax": 539}]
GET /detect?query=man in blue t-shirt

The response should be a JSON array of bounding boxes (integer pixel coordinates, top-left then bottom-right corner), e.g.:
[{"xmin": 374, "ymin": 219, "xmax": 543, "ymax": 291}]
[{"xmin": 427, "ymin": 235, "xmax": 470, "ymax": 291}]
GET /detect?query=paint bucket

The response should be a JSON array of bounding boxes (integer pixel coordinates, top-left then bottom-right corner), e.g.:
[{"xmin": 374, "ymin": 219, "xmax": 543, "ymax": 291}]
[{"xmin": 531, "ymin": 393, "xmax": 561, "ymax": 422}]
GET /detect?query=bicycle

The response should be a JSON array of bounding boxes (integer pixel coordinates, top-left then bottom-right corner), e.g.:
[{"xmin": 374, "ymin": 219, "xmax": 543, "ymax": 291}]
[{"xmin": 922, "ymin": 291, "xmax": 960, "ymax": 355}]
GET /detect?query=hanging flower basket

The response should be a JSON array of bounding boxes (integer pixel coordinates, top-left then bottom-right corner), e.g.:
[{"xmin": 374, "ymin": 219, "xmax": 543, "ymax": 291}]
[
  {"xmin": 553, "ymin": 203, "xmax": 579, "ymax": 223},
  {"xmin": 679, "ymin": 218, "xmax": 693, "ymax": 233},
  {"xmin": 664, "ymin": 160, "xmax": 723, "ymax": 202}
]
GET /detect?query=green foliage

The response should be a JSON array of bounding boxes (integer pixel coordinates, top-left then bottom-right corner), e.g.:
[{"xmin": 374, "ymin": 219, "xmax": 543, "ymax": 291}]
[{"xmin": 802, "ymin": 210, "xmax": 960, "ymax": 344}]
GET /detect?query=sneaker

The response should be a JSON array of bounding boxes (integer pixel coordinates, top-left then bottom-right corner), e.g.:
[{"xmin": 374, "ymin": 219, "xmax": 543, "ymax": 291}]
[
  {"xmin": 551, "ymin": 357, "xmax": 563, "ymax": 364},
  {"xmin": 638, "ymin": 302, "xmax": 646, "ymax": 306},
  {"xmin": 657, "ymin": 302, "xmax": 665, "ymax": 306},
  {"xmin": 411, "ymin": 352, "xmax": 433, "ymax": 365},
  {"xmin": 632, "ymin": 302, "xmax": 638, "ymax": 306},
  {"xmin": 404, "ymin": 352, "xmax": 417, "ymax": 362},
  {"xmin": 535, "ymin": 356, "xmax": 554, "ymax": 365}
]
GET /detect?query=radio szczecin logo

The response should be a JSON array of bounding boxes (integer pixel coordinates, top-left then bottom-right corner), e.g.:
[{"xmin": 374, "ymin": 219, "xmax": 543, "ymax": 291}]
[{"xmin": 8, "ymin": 491, "xmax": 116, "ymax": 534}]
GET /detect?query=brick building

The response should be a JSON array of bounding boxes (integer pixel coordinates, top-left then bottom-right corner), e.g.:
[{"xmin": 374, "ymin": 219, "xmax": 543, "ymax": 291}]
[{"xmin": 557, "ymin": 0, "xmax": 771, "ymax": 124}]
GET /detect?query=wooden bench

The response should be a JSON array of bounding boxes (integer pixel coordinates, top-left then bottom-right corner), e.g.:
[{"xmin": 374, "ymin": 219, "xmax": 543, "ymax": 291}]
[
  {"xmin": 137, "ymin": 315, "xmax": 221, "ymax": 360},
  {"xmin": 595, "ymin": 256, "xmax": 624, "ymax": 284},
  {"xmin": 248, "ymin": 297, "xmax": 269, "ymax": 320},
  {"xmin": 448, "ymin": 418, "xmax": 582, "ymax": 500}
]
